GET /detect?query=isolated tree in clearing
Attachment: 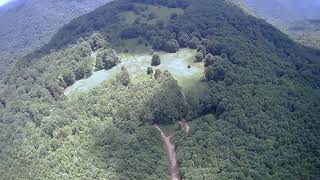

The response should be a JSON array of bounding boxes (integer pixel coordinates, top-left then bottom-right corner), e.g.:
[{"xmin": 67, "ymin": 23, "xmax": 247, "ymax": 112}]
[
  {"xmin": 116, "ymin": 66, "xmax": 130, "ymax": 86},
  {"xmin": 194, "ymin": 52, "xmax": 204, "ymax": 62},
  {"xmin": 96, "ymin": 48, "xmax": 121, "ymax": 70},
  {"xmin": 165, "ymin": 39, "xmax": 180, "ymax": 53},
  {"xmin": 151, "ymin": 53, "xmax": 161, "ymax": 66},
  {"xmin": 154, "ymin": 69, "xmax": 161, "ymax": 79},
  {"xmin": 147, "ymin": 67, "xmax": 154, "ymax": 74}
]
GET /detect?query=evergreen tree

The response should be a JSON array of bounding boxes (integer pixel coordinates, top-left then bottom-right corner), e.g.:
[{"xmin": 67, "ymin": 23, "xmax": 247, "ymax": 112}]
[
  {"xmin": 164, "ymin": 39, "xmax": 180, "ymax": 53},
  {"xmin": 194, "ymin": 52, "xmax": 204, "ymax": 62},
  {"xmin": 154, "ymin": 69, "xmax": 161, "ymax": 79},
  {"xmin": 147, "ymin": 67, "xmax": 154, "ymax": 74},
  {"xmin": 151, "ymin": 53, "xmax": 161, "ymax": 66},
  {"xmin": 116, "ymin": 66, "xmax": 130, "ymax": 86},
  {"xmin": 189, "ymin": 37, "xmax": 200, "ymax": 49}
]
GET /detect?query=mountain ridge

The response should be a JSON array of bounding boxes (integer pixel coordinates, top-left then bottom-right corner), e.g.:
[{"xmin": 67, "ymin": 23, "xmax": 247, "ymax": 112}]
[
  {"xmin": 0, "ymin": 0, "xmax": 113, "ymax": 77},
  {"xmin": 0, "ymin": 0, "xmax": 319, "ymax": 179}
]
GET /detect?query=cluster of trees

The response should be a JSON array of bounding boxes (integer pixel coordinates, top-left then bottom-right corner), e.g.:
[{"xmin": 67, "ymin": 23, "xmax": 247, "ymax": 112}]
[
  {"xmin": 151, "ymin": 53, "xmax": 161, "ymax": 66},
  {"xmin": 96, "ymin": 48, "xmax": 121, "ymax": 70},
  {"xmin": 0, "ymin": 0, "xmax": 319, "ymax": 179},
  {"xmin": 0, "ymin": 50, "xmax": 187, "ymax": 178}
]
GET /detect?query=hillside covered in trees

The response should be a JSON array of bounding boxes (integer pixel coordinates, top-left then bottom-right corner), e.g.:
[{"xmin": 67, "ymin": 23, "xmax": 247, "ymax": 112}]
[
  {"xmin": 0, "ymin": 0, "xmax": 319, "ymax": 179},
  {"xmin": 238, "ymin": 0, "xmax": 320, "ymax": 49},
  {"xmin": 0, "ymin": 0, "xmax": 112, "ymax": 77},
  {"xmin": 240, "ymin": 0, "xmax": 320, "ymax": 22}
]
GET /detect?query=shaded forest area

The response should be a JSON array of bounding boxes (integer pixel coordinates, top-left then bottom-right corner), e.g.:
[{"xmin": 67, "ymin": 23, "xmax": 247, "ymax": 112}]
[
  {"xmin": 0, "ymin": 0, "xmax": 113, "ymax": 77},
  {"xmin": 0, "ymin": 0, "xmax": 319, "ymax": 179}
]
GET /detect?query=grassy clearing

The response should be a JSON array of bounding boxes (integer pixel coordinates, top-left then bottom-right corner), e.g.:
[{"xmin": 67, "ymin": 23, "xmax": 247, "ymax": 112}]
[{"xmin": 64, "ymin": 48, "xmax": 203, "ymax": 96}]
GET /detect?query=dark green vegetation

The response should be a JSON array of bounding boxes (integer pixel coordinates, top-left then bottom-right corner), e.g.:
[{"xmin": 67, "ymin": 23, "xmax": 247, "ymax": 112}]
[
  {"xmin": 238, "ymin": 0, "xmax": 320, "ymax": 49},
  {"xmin": 151, "ymin": 53, "xmax": 161, "ymax": 66},
  {"xmin": 96, "ymin": 47, "xmax": 121, "ymax": 70},
  {"xmin": 0, "ymin": 0, "xmax": 320, "ymax": 179},
  {"xmin": 240, "ymin": 0, "xmax": 320, "ymax": 22},
  {"xmin": 0, "ymin": 0, "xmax": 112, "ymax": 77},
  {"xmin": 289, "ymin": 20, "xmax": 320, "ymax": 49}
]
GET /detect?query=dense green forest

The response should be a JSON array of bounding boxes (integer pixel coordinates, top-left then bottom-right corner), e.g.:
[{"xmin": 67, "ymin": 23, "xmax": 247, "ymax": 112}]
[
  {"xmin": 0, "ymin": 0, "xmax": 319, "ymax": 179},
  {"xmin": 0, "ymin": 0, "xmax": 113, "ymax": 77},
  {"xmin": 236, "ymin": 0, "xmax": 320, "ymax": 49},
  {"xmin": 288, "ymin": 20, "xmax": 320, "ymax": 49}
]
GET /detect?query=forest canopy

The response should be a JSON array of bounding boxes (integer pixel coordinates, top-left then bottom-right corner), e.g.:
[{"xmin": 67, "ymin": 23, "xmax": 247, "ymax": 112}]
[{"xmin": 0, "ymin": 0, "xmax": 319, "ymax": 179}]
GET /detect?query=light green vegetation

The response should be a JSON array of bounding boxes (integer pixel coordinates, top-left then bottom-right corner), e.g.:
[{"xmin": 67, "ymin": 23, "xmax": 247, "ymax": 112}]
[
  {"xmin": 6, "ymin": 72, "xmax": 184, "ymax": 179},
  {"xmin": 65, "ymin": 48, "xmax": 202, "ymax": 96},
  {"xmin": 0, "ymin": 0, "xmax": 113, "ymax": 77},
  {"xmin": 293, "ymin": 31, "xmax": 320, "ymax": 49},
  {"xmin": 1, "ymin": 0, "xmax": 320, "ymax": 179},
  {"xmin": 235, "ymin": 0, "xmax": 320, "ymax": 49}
]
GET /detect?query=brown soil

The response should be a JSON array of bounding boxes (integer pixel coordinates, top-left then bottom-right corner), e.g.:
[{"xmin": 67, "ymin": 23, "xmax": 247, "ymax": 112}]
[{"xmin": 155, "ymin": 125, "xmax": 180, "ymax": 180}]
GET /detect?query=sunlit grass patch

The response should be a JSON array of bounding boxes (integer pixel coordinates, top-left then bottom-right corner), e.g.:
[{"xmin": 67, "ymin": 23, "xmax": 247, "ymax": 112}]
[{"xmin": 65, "ymin": 48, "xmax": 203, "ymax": 96}]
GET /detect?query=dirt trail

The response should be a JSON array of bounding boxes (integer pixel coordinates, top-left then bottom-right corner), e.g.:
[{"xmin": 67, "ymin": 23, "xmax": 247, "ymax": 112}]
[
  {"xmin": 179, "ymin": 119, "xmax": 190, "ymax": 134},
  {"xmin": 185, "ymin": 122, "xmax": 190, "ymax": 134},
  {"xmin": 155, "ymin": 125, "xmax": 180, "ymax": 180}
]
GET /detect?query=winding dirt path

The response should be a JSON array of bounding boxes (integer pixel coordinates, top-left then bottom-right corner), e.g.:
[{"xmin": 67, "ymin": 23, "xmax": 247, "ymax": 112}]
[
  {"xmin": 155, "ymin": 125, "xmax": 180, "ymax": 180},
  {"xmin": 185, "ymin": 122, "xmax": 190, "ymax": 134},
  {"xmin": 179, "ymin": 119, "xmax": 190, "ymax": 134}
]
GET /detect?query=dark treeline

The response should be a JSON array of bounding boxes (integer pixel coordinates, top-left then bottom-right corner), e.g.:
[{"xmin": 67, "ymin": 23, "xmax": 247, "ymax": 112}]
[{"xmin": 0, "ymin": 0, "xmax": 319, "ymax": 179}]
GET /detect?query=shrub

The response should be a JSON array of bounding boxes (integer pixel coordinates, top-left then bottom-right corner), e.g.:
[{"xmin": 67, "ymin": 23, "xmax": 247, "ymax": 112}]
[
  {"xmin": 164, "ymin": 39, "xmax": 180, "ymax": 53},
  {"xmin": 147, "ymin": 67, "xmax": 153, "ymax": 74},
  {"xmin": 154, "ymin": 69, "xmax": 161, "ymax": 79},
  {"xmin": 194, "ymin": 52, "xmax": 204, "ymax": 62},
  {"xmin": 151, "ymin": 53, "xmax": 161, "ymax": 66},
  {"xmin": 96, "ymin": 48, "xmax": 121, "ymax": 70},
  {"xmin": 116, "ymin": 66, "xmax": 130, "ymax": 86},
  {"xmin": 189, "ymin": 37, "xmax": 200, "ymax": 49},
  {"xmin": 204, "ymin": 53, "xmax": 215, "ymax": 67}
]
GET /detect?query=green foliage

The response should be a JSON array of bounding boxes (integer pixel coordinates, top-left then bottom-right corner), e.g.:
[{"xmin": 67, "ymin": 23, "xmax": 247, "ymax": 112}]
[
  {"xmin": 96, "ymin": 48, "xmax": 121, "ymax": 70},
  {"xmin": 149, "ymin": 70, "xmax": 188, "ymax": 124},
  {"xmin": 116, "ymin": 66, "xmax": 131, "ymax": 86},
  {"xmin": 147, "ymin": 67, "xmax": 154, "ymax": 74},
  {"xmin": 61, "ymin": 68, "xmax": 76, "ymax": 87},
  {"xmin": 197, "ymin": 45, "xmax": 206, "ymax": 55},
  {"xmin": 178, "ymin": 31, "xmax": 190, "ymax": 47},
  {"xmin": 0, "ymin": 0, "xmax": 320, "ymax": 179},
  {"xmin": 204, "ymin": 63, "xmax": 225, "ymax": 82},
  {"xmin": 0, "ymin": 47, "xmax": 187, "ymax": 178},
  {"xmin": 164, "ymin": 39, "xmax": 180, "ymax": 53},
  {"xmin": 0, "ymin": 0, "xmax": 111, "ymax": 77},
  {"xmin": 75, "ymin": 58, "xmax": 93, "ymax": 80},
  {"xmin": 88, "ymin": 32, "xmax": 107, "ymax": 50},
  {"xmin": 194, "ymin": 52, "xmax": 204, "ymax": 62},
  {"xmin": 188, "ymin": 37, "xmax": 200, "ymax": 49},
  {"xmin": 151, "ymin": 53, "xmax": 161, "ymax": 66},
  {"xmin": 154, "ymin": 69, "xmax": 162, "ymax": 79}
]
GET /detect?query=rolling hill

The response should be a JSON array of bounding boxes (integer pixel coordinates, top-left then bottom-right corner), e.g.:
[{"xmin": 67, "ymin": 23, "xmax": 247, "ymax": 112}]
[
  {"xmin": 0, "ymin": 0, "xmax": 319, "ymax": 179},
  {"xmin": 239, "ymin": 0, "xmax": 320, "ymax": 49},
  {"xmin": 0, "ymin": 0, "xmax": 112, "ymax": 76},
  {"xmin": 240, "ymin": 0, "xmax": 320, "ymax": 22}
]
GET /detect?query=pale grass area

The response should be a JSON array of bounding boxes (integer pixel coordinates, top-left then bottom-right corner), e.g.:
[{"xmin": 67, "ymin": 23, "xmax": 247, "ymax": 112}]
[{"xmin": 64, "ymin": 48, "xmax": 203, "ymax": 96}]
